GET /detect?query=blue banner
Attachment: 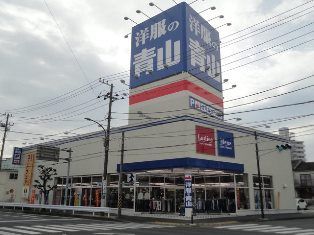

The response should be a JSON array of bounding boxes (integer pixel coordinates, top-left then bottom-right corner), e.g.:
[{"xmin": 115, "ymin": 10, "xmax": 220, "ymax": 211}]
[
  {"xmin": 217, "ymin": 130, "xmax": 235, "ymax": 158},
  {"xmin": 130, "ymin": 3, "xmax": 185, "ymax": 88},
  {"xmin": 12, "ymin": 147, "xmax": 22, "ymax": 165},
  {"xmin": 185, "ymin": 5, "xmax": 222, "ymax": 91},
  {"xmin": 130, "ymin": 3, "xmax": 222, "ymax": 91}
]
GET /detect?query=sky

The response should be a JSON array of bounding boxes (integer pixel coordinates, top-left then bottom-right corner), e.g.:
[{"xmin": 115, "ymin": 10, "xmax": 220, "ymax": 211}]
[{"xmin": 0, "ymin": 0, "xmax": 313, "ymax": 162}]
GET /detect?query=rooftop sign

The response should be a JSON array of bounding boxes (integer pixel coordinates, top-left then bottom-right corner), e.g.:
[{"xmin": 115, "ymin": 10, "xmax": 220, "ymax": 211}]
[{"xmin": 130, "ymin": 2, "xmax": 222, "ymax": 91}]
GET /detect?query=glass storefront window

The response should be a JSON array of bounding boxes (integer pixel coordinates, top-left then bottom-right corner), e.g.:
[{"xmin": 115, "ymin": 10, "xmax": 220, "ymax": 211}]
[
  {"xmin": 205, "ymin": 176, "xmax": 219, "ymax": 187},
  {"xmin": 236, "ymin": 174, "xmax": 248, "ymax": 187},
  {"xmin": 253, "ymin": 175, "xmax": 260, "ymax": 188},
  {"xmin": 109, "ymin": 174, "xmax": 119, "ymax": 186},
  {"xmin": 237, "ymin": 188, "xmax": 249, "ymax": 209},
  {"xmin": 165, "ymin": 176, "xmax": 175, "ymax": 186},
  {"xmin": 253, "ymin": 175, "xmax": 274, "ymax": 210},
  {"xmin": 150, "ymin": 176, "xmax": 164, "ymax": 186},
  {"xmin": 91, "ymin": 188, "xmax": 101, "ymax": 207},
  {"xmin": 137, "ymin": 175, "xmax": 149, "ymax": 186},
  {"xmin": 108, "ymin": 188, "xmax": 118, "ymax": 208},
  {"xmin": 82, "ymin": 176, "xmax": 91, "ymax": 187},
  {"xmin": 135, "ymin": 187, "xmax": 150, "ymax": 212},
  {"xmin": 194, "ymin": 176, "xmax": 205, "ymax": 186},
  {"xmin": 175, "ymin": 176, "xmax": 185, "ymax": 186},
  {"xmin": 81, "ymin": 188, "xmax": 90, "ymax": 206},
  {"xmin": 92, "ymin": 176, "xmax": 102, "ymax": 187},
  {"xmin": 123, "ymin": 188, "xmax": 134, "ymax": 208},
  {"xmin": 56, "ymin": 177, "xmax": 63, "ymax": 185},
  {"xmin": 264, "ymin": 189, "xmax": 273, "ymax": 209},
  {"xmin": 220, "ymin": 175, "xmax": 234, "ymax": 188},
  {"xmin": 263, "ymin": 176, "xmax": 273, "ymax": 188},
  {"xmin": 72, "ymin": 177, "xmax": 81, "ymax": 187}
]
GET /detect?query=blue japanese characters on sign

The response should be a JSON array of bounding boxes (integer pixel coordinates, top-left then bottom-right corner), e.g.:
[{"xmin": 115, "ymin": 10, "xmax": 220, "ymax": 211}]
[
  {"xmin": 130, "ymin": 2, "xmax": 222, "ymax": 91},
  {"xmin": 217, "ymin": 130, "xmax": 235, "ymax": 158},
  {"xmin": 189, "ymin": 96, "xmax": 223, "ymax": 120},
  {"xmin": 12, "ymin": 147, "xmax": 22, "ymax": 165},
  {"xmin": 184, "ymin": 174, "xmax": 193, "ymax": 208}
]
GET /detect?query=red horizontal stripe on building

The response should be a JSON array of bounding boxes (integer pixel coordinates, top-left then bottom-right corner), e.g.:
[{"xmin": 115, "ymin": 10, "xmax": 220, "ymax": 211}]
[{"xmin": 129, "ymin": 80, "xmax": 223, "ymax": 108}]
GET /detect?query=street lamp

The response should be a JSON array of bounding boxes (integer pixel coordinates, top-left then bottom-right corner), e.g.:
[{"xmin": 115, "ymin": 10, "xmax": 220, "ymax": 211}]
[
  {"xmin": 124, "ymin": 32, "xmax": 131, "ymax": 38},
  {"xmin": 215, "ymin": 22, "xmax": 232, "ymax": 30},
  {"xmin": 149, "ymin": 2, "xmax": 163, "ymax": 11},
  {"xmin": 223, "ymin": 84, "xmax": 236, "ymax": 91},
  {"xmin": 84, "ymin": 117, "xmax": 108, "ymax": 207},
  {"xmin": 123, "ymin": 16, "xmax": 137, "ymax": 24},
  {"xmin": 207, "ymin": 15, "xmax": 224, "ymax": 22},
  {"xmin": 136, "ymin": 9, "xmax": 150, "ymax": 19}
]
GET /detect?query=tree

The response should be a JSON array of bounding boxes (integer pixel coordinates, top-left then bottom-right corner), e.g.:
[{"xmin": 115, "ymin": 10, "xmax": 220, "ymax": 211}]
[{"xmin": 33, "ymin": 165, "xmax": 57, "ymax": 204}]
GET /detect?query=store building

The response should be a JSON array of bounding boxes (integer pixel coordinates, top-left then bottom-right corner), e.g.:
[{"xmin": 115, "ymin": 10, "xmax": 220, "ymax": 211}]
[
  {"xmin": 0, "ymin": 158, "xmax": 19, "ymax": 202},
  {"xmin": 6, "ymin": 2, "xmax": 297, "ymax": 216}
]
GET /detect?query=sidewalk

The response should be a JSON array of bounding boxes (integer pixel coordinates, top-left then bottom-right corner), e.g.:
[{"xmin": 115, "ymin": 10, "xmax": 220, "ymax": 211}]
[{"xmin": 114, "ymin": 210, "xmax": 314, "ymax": 225}]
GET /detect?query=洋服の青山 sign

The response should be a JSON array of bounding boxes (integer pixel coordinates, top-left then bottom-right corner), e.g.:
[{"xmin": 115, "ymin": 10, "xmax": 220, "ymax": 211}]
[
  {"xmin": 217, "ymin": 130, "xmax": 235, "ymax": 158},
  {"xmin": 184, "ymin": 174, "xmax": 192, "ymax": 208},
  {"xmin": 189, "ymin": 96, "xmax": 223, "ymax": 120},
  {"xmin": 195, "ymin": 125, "xmax": 215, "ymax": 155},
  {"xmin": 130, "ymin": 2, "xmax": 222, "ymax": 91},
  {"xmin": 12, "ymin": 147, "xmax": 22, "ymax": 165}
]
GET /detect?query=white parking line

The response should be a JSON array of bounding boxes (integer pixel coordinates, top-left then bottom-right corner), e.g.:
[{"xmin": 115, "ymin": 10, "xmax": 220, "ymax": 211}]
[
  {"xmin": 275, "ymin": 228, "xmax": 306, "ymax": 234},
  {"xmin": 50, "ymin": 224, "xmax": 94, "ymax": 231},
  {"xmin": 241, "ymin": 225, "xmax": 274, "ymax": 231},
  {"xmin": 296, "ymin": 232, "xmax": 314, "ymax": 235},
  {"xmin": 0, "ymin": 218, "xmax": 80, "ymax": 223},
  {"xmin": 15, "ymin": 226, "xmax": 61, "ymax": 233},
  {"xmin": 34, "ymin": 225, "xmax": 79, "ymax": 232},
  {"xmin": 0, "ymin": 227, "xmax": 40, "ymax": 234},
  {"xmin": 0, "ymin": 231, "xmax": 17, "ymax": 235},
  {"xmin": 215, "ymin": 223, "xmax": 258, "ymax": 229}
]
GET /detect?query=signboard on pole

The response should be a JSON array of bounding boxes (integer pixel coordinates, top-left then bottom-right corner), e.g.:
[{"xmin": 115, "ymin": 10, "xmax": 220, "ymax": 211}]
[
  {"xmin": 12, "ymin": 147, "xmax": 22, "ymax": 165},
  {"xmin": 36, "ymin": 145, "xmax": 60, "ymax": 162}
]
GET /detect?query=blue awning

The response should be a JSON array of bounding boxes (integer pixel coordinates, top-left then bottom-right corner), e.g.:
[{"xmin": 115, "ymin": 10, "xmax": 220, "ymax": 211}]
[{"xmin": 117, "ymin": 157, "xmax": 244, "ymax": 173}]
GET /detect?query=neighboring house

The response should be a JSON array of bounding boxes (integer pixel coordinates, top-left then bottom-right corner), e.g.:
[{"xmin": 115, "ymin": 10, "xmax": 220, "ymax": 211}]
[
  {"xmin": 0, "ymin": 158, "xmax": 19, "ymax": 202},
  {"xmin": 293, "ymin": 161, "xmax": 314, "ymax": 199}
]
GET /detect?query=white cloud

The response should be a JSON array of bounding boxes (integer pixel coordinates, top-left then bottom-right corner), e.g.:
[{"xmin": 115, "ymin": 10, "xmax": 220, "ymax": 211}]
[{"xmin": 0, "ymin": 0, "xmax": 313, "ymax": 162}]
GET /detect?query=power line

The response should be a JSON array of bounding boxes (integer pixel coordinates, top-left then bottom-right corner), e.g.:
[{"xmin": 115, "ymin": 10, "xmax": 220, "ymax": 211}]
[{"xmin": 43, "ymin": 0, "xmax": 95, "ymax": 92}]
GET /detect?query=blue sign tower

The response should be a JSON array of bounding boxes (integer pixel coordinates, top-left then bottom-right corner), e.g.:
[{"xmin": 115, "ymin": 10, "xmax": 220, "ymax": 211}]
[{"xmin": 130, "ymin": 2, "xmax": 222, "ymax": 91}]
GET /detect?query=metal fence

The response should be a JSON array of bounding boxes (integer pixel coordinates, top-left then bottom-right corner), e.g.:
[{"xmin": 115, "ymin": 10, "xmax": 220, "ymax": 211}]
[{"xmin": 0, "ymin": 202, "xmax": 113, "ymax": 217}]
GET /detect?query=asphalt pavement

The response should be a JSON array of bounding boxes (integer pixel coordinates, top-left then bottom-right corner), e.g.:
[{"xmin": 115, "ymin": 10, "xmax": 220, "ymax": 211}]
[{"xmin": 1, "ymin": 210, "xmax": 314, "ymax": 235}]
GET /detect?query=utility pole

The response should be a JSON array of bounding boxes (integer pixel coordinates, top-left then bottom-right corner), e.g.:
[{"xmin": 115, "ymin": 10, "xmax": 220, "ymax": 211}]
[
  {"xmin": 62, "ymin": 148, "xmax": 73, "ymax": 206},
  {"xmin": 0, "ymin": 113, "xmax": 13, "ymax": 171},
  {"xmin": 99, "ymin": 80, "xmax": 114, "ymax": 207},
  {"xmin": 118, "ymin": 131, "xmax": 125, "ymax": 218},
  {"xmin": 254, "ymin": 131, "xmax": 265, "ymax": 219}
]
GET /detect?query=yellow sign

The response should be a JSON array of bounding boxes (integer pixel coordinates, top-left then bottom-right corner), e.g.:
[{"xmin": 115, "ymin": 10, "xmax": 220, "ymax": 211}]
[{"xmin": 23, "ymin": 152, "xmax": 36, "ymax": 187}]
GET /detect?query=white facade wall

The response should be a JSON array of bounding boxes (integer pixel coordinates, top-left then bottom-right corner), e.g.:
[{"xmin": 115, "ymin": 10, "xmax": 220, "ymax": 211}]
[{"xmin": 9, "ymin": 115, "xmax": 296, "ymax": 210}]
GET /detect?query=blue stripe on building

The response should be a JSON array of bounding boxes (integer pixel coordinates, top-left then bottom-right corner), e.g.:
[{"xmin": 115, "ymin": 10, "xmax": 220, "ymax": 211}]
[{"xmin": 117, "ymin": 157, "xmax": 244, "ymax": 173}]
